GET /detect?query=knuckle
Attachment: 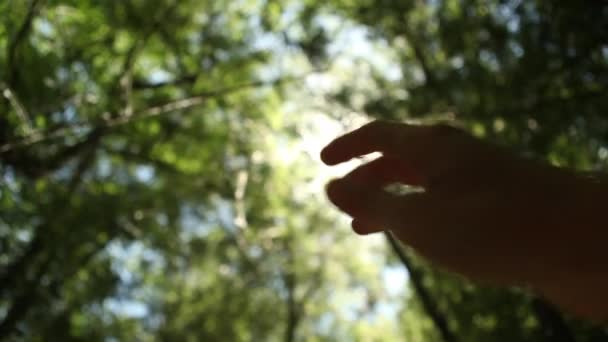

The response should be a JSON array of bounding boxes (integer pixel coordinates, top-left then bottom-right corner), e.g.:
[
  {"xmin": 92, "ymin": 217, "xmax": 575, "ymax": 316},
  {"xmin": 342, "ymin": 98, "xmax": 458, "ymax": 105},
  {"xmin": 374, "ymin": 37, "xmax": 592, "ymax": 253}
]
[
  {"xmin": 363, "ymin": 120, "xmax": 394, "ymax": 141},
  {"xmin": 365, "ymin": 119, "xmax": 390, "ymax": 131}
]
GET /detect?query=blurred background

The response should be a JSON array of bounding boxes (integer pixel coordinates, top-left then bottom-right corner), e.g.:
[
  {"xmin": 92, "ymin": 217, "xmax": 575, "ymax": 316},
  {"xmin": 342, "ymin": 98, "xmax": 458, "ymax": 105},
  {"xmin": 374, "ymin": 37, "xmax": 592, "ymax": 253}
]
[{"xmin": 1, "ymin": 0, "xmax": 608, "ymax": 340}]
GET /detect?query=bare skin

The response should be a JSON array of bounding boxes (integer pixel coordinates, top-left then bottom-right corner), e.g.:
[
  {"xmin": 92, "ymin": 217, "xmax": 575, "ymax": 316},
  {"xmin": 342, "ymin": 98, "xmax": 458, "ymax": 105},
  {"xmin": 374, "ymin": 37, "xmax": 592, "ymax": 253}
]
[{"xmin": 321, "ymin": 120, "xmax": 608, "ymax": 322}]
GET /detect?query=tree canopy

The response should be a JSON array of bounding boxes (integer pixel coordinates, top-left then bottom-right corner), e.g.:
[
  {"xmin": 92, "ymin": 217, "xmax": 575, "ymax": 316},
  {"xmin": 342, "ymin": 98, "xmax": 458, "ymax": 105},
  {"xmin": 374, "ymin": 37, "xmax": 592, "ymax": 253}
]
[{"xmin": 1, "ymin": 0, "xmax": 607, "ymax": 341}]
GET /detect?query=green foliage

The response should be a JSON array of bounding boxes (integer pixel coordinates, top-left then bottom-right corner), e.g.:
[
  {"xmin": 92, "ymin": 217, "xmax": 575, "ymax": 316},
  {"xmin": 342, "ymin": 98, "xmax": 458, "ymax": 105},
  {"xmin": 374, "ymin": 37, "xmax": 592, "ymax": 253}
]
[{"xmin": 2, "ymin": 0, "xmax": 608, "ymax": 341}]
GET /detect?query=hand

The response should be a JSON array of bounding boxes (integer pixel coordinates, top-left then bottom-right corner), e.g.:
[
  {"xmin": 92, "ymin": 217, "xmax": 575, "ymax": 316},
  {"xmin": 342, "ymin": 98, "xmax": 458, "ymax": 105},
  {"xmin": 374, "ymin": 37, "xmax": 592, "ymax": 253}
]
[{"xmin": 321, "ymin": 120, "xmax": 608, "ymax": 320}]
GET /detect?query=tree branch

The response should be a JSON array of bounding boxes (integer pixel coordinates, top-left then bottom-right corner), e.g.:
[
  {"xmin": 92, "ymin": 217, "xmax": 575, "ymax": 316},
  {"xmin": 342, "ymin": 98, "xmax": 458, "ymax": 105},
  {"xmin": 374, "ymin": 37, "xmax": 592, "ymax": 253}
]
[
  {"xmin": 7, "ymin": 0, "xmax": 44, "ymax": 87},
  {"xmin": 114, "ymin": 1, "xmax": 181, "ymax": 118},
  {"xmin": 282, "ymin": 242, "xmax": 321, "ymax": 342},
  {"xmin": 65, "ymin": 139, "xmax": 100, "ymax": 194},
  {"xmin": 223, "ymin": 168, "xmax": 258, "ymax": 273},
  {"xmin": 284, "ymin": 244, "xmax": 299, "ymax": 342},
  {"xmin": 284, "ymin": 271, "xmax": 298, "ymax": 342},
  {"xmin": 108, "ymin": 147, "xmax": 185, "ymax": 175},
  {"xmin": 233, "ymin": 170, "xmax": 249, "ymax": 230},
  {"xmin": 132, "ymin": 74, "xmax": 198, "ymax": 90},
  {"xmin": 1, "ymin": 83, "xmax": 33, "ymax": 134},
  {"xmin": 397, "ymin": 24, "xmax": 437, "ymax": 88},
  {"xmin": 34, "ymin": 127, "xmax": 105, "ymax": 178},
  {"xmin": 385, "ymin": 232, "xmax": 458, "ymax": 342},
  {"xmin": 0, "ymin": 73, "xmax": 312, "ymax": 154}
]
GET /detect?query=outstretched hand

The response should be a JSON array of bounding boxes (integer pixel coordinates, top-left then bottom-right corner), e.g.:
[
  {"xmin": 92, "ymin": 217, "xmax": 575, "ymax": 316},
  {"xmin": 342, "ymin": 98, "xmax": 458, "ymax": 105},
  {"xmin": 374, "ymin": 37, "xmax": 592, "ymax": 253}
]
[{"xmin": 322, "ymin": 120, "xmax": 608, "ymax": 321}]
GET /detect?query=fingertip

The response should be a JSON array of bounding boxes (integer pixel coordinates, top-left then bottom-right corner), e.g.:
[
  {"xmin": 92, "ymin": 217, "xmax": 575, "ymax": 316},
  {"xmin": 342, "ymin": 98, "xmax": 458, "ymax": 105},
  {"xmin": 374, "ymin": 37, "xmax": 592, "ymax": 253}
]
[
  {"xmin": 326, "ymin": 178, "xmax": 394, "ymax": 222},
  {"xmin": 351, "ymin": 219, "xmax": 369, "ymax": 235},
  {"xmin": 325, "ymin": 178, "xmax": 343, "ymax": 202},
  {"xmin": 351, "ymin": 219, "xmax": 382, "ymax": 235},
  {"xmin": 351, "ymin": 219, "xmax": 363, "ymax": 234},
  {"xmin": 320, "ymin": 146, "xmax": 339, "ymax": 165},
  {"xmin": 320, "ymin": 147, "xmax": 331, "ymax": 164},
  {"xmin": 325, "ymin": 178, "xmax": 363, "ymax": 214}
]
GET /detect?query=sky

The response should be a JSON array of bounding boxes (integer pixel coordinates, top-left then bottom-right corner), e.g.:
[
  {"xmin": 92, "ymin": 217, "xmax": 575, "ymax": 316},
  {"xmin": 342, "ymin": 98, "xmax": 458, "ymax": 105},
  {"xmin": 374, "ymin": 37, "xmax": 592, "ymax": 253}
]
[
  {"xmin": 268, "ymin": 13, "xmax": 412, "ymax": 328},
  {"xmin": 101, "ymin": 3, "xmax": 411, "ymax": 333}
]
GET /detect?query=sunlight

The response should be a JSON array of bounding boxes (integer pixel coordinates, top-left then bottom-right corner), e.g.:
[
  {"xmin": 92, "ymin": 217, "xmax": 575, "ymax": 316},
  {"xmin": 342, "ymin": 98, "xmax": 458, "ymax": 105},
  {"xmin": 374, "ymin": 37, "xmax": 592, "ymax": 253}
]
[
  {"xmin": 277, "ymin": 106, "xmax": 408, "ymax": 328},
  {"xmin": 297, "ymin": 110, "xmax": 376, "ymax": 186}
]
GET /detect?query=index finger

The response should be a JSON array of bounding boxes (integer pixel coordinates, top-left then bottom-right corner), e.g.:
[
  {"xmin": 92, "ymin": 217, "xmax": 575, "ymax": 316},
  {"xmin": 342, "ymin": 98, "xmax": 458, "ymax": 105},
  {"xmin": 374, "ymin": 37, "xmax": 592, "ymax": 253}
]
[
  {"xmin": 320, "ymin": 120, "xmax": 438, "ymax": 165},
  {"xmin": 320, "ymin": 120, "xmax": 404, "ymax": 165}
]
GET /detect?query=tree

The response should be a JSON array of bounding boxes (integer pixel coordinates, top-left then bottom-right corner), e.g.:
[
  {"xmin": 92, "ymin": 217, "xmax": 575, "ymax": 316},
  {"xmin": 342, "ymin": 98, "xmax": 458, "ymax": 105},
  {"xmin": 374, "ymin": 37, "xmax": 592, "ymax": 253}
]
[{"xmin": 2, "ymin": 0, "xmax": 607, "ymax": 341}]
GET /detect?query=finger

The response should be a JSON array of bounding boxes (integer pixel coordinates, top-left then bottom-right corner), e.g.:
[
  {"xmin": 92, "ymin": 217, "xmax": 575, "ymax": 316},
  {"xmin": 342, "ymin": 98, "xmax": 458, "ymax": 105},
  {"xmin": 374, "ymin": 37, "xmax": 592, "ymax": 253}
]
[
  {"xmin": 351, "ymin": 219, "xmax": 381, "ymax": 235},
  {"xmin": 321, "ymin": 120, "xmax": 410, "ymax": 165},
  {"xmin": 344, "ymin": 155, "xmax": 426, "ymax": 187},
  {"xmin": 326, "ymin": 178, "xmax": 436, "ymax": 234},
  {"xmin": 321, "ymin": 120, "xmax": 456, "ymax": 165}
]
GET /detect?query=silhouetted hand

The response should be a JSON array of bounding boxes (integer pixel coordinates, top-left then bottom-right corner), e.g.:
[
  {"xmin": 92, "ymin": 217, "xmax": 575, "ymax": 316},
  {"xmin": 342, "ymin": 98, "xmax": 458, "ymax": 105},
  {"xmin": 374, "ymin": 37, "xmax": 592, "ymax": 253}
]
[{"xmin": 321, "ymin": 120, "xmax": 608, "ymax": 321}]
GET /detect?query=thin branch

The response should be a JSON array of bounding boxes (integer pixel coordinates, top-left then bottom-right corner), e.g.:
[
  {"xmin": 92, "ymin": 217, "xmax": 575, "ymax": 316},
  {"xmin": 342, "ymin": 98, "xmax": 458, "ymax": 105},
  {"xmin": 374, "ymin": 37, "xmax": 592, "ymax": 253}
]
[
  {"xmin": 2, "ymin": 0, "xmax": 43, "ymax": 148},
  {"xmin": 219, "ymin": 222, "xmax": 258, "ymax": 275},
  {"xmin": 0, "ymin": 73, "xmax": 313, "ymax": 154},
  {"xmin": 115, "ymin": 27, "xmax": 153, "ymax": 118},
  {"xmin": 218, "ymin": 166, "xmax": 258, "ymax": 276},
  {"xmin": 285, "ymin": 271, "xmax": 298, "ymax": 342},
  {"xmin": 1, "ymin": 83, "xmax": 33, "ymax": 134},
  {"xmin": 65, "ymin": 140, "xmax": 100, "ymax": 193},
  {"xmin": 284, "ymin": 244, "xmax": 299, "ymax": 342},
  {"xmin": 409, "ymin": 38, "xmax": 436, "ymax": 87},
  {"xmin": 233, "ymin": 170, "xmax": 249, "ymax": 229},
  {"xmin": 157, "ymin": 25, "xmax": 190, "ymax": 74},
  {"xmin": 108, "ymin": 147, "xmax": 185, "ymax": 175},
  {"xmin": 398, "ymin": 24, "xmax": 437, "ymax": 88},
  {"xmin": 115, "ymin": 1, "xmax": 181, "ymax": 118},
  {"xmin": 34, "ymin": 127, "xmax": 105, "ymax": 178},
  {"xmin": 132, "ymin": 74, "xmax": 198, "ymax": 90},
  {"xmin": 385, "ymin": 232, "xmax": 458, "ymax": 342},
  {"xmin": 7, "ymin": 0, "xmax": 44, "ymax": 87},
  {"xmin": 226, "ymin": 168, "xmax": 257, "ymax": 272},
  {"xmin": 282, "ymin": 243, "xmax": 322, "ymax": 342},
  {"xmin": 299, "ymin": 269, "xmax": 322, "ymax": 307},
  {"xmin": 0, "ymin": 127, "xmax": 106, "ymax": 179}
]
